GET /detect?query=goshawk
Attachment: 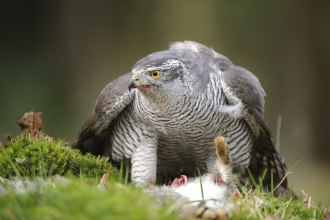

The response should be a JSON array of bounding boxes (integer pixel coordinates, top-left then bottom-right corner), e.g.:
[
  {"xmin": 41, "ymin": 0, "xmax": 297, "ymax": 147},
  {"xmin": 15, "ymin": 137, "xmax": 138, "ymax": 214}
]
[{"xmin": 73, "ymin": 41, "xmax": 289, "ymax": 196}]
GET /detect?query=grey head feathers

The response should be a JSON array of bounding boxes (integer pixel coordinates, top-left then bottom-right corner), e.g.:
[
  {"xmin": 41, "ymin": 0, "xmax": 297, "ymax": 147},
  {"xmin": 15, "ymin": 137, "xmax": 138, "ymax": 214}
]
[
  {"xmin": 132, "ymin": 48, "xmax": 212, "ymax": 97},
  {"xmin": 170, "ymin": 41, "xmax": 234, "ymax": 71}
]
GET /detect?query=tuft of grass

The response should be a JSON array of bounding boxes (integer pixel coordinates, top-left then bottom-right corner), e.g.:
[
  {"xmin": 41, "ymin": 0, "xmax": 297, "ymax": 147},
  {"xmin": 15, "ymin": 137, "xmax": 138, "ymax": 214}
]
[
  {"xmin": 230, "ymin": 185, "xmax": 328, "ymax": 219},
  {"xmin": 0, "ymin": 134, "xmax": 113, "ymax": 179}
]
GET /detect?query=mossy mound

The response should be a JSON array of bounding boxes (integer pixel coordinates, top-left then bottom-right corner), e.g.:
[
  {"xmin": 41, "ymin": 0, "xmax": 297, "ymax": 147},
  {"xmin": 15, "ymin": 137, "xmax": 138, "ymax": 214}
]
[
  {"xmin": 0, "ymin": 177, "xmax": 178, "ymax": 220},
  {"xmin": 0, "ymin": 134, "xmax": 179, "ymax": 219},
  {"xmin": 0, "ymin": 134, "xmax": 113, "ymax": 179}
]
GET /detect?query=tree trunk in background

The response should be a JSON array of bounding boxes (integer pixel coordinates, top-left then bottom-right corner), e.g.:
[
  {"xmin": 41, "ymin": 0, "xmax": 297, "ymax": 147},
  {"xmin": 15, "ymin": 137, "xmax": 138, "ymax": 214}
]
[
  {"xmin": 308, "ymin": 1, "xmax": 330, "ymax": 161},
  {"xmin": 282, "ymin": 0, "xmax": 330, "ymax": 163}
]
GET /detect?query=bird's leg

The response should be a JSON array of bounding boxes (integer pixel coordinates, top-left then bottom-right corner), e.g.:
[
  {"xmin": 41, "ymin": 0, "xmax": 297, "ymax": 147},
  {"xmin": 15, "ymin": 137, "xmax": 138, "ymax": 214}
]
[
  {"xmin": 131, "ymin": 140, "xmax": 158, "ymax": 186},
  {"xmin": 171, "ymin": 175, "xmax": 188, "ymax": 187}
]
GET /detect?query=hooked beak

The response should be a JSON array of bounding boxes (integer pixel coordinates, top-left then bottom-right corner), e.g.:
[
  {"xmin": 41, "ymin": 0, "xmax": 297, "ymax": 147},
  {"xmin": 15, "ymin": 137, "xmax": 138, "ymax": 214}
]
[{"xmin": 128, "ymin": 74, "xmax": 139, "ymax": 91}]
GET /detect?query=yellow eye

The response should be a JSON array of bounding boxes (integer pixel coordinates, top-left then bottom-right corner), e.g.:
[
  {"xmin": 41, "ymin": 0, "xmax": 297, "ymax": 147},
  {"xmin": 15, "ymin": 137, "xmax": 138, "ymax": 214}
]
[{"xmin": 150, "ymin": 70, "xmax": 161, "ymax": 79}]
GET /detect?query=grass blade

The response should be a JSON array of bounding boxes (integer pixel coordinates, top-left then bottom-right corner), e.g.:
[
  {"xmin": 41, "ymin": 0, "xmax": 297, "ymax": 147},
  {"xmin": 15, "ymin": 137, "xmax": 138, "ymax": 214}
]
[
  {"xmin": 258, "ymin": 168, "xmax": 268, "ymax": 191},
  {"xmin": 124, "ymin": 166, "xmax": 129, "ymax": 185},
  {"xmin": 271, "ymin": 169, "xmax": 274, "ymax": 197},
  {"xmin": 5, "ymin": 155, "xmax": 27, "ymax": 188},
  {"xmin": 276, "ymin": 115, "xmax": 282, "ymax": 152},
  {"xmin": 118, "ymin": 161, "xmax": 124, "ymax": 183},
  {"xmin": 196, "ymin": 168, "xmax": 204, "ymax": 200},
  {"xmin": 247, "ymin": 168, "xmax": 257, "ymax": 188}
]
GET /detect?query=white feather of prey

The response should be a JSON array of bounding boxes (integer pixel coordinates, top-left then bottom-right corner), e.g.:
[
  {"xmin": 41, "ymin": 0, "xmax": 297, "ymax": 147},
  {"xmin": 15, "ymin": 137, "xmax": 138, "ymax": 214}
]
[{"xmin": 173, "ymin": 178, "xmax": 227, "ymax": 209}]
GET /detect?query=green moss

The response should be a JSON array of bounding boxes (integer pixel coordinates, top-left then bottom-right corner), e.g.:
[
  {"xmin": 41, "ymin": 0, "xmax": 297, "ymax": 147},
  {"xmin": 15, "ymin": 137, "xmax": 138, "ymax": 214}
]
[
  {"xmin": 0, "ymin": 178, "xmax": 178, "ymax": 220},
  {"xmin": 0, "ymin": 135, "xmax": 178, "ymax": 219},
  {"xmin": 0, "ymin": 134, "xmax": 113, "ymax": 179}
]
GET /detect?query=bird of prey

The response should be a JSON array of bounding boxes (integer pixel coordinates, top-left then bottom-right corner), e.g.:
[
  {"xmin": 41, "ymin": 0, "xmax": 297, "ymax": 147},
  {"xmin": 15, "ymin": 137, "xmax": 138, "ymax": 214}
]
[{"xmin": 73, "ymin": 41, "xmax": 289, "ymax": 196}]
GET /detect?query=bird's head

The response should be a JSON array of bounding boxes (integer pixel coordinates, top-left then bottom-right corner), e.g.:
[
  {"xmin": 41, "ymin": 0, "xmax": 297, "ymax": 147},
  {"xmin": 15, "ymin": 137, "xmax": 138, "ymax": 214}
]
[
  {"xmin": 128, "ymin": 51, "xmax": 190, "ymax": 99},
  {"xmin": 128, "ymin": 50, "xmax": 210, "ymax": 99}
]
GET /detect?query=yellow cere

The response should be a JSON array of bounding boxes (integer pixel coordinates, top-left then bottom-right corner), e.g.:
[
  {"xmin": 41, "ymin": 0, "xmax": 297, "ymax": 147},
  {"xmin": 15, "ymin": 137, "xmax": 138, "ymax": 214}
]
[{"xmin": 132, "ymin": 74, "xmax": 139, "ymax": 81}]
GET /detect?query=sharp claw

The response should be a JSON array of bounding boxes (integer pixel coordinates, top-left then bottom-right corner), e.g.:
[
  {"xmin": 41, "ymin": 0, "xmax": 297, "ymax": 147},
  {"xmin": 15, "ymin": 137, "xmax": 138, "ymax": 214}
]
[
  {"xmin": 180, "ymin": 175, "xmax": 188, "ymax": 185},
  {"xmin": 171, "ymin": 178, "xmax": 180, "ymax": 187},
  {"xmin": 171, "ymin": 175, "xmax": 188, "ymax": 187}
]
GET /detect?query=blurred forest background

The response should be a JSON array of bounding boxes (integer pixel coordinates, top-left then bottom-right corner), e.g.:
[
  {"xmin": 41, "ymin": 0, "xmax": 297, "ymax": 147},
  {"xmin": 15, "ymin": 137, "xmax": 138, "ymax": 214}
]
[{"xmin": 1, "ymin": 1, "xmax": 329, "ymax": 206}]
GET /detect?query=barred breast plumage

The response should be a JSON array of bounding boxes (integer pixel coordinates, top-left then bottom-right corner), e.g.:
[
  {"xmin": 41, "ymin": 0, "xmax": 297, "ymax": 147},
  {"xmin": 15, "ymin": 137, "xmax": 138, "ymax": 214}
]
[{"xmin": 73, "ymin": 41, "xmax": 290, "ymax": 197}]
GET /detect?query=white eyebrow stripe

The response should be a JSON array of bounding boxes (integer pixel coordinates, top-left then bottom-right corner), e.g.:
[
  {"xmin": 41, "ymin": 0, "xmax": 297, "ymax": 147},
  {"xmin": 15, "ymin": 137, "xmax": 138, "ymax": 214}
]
[{"xmin": 133, "ymin": 59, "xmax": 182, "ymax": 74}]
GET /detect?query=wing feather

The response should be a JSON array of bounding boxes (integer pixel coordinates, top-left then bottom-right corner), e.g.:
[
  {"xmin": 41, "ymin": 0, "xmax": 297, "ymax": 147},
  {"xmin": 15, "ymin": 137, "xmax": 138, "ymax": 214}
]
[
  {"xmin": 170, "ymin": 41, "xmax": 289, "ymax": 193},
  {"xmin": 72, "ymin": 73, "xmax": 133, "ymax": 155},
  {"xmin": 221, "ymin": 66, "xmax": 288, "ymax": 191}
]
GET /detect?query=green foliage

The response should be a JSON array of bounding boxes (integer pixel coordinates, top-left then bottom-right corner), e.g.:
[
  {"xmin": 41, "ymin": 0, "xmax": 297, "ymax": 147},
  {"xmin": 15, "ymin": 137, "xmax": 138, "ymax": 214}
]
[
  {"xmin": 0, "ymin": 178, "xmax": 178, "ymax": 220},
  {"xmin": 230, "ymin": 185, "xmax": 328, "ymax": 220},
  {"xmin": 0, "ymin": 134, "xmax": 113, "ymax": 179}
]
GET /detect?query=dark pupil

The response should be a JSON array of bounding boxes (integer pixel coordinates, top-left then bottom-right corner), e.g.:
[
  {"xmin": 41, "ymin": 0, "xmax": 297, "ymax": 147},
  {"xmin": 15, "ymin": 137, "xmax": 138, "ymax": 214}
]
[{"xmin": 152, "ymin": 72, "xmax": 158, "ymax": 76}]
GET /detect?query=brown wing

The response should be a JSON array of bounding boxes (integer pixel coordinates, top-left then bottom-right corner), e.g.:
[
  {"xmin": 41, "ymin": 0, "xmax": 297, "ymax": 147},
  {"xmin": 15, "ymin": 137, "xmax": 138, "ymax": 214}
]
[
  {"xmin": 222, "ymin": 66, "xmax": 288, "ymax": 194},
  {"xmin": 72, "ymin": 73, "xmax": 133, "ymax": 156}
]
